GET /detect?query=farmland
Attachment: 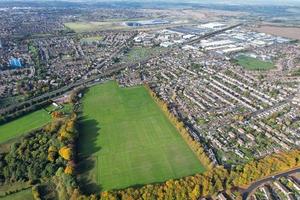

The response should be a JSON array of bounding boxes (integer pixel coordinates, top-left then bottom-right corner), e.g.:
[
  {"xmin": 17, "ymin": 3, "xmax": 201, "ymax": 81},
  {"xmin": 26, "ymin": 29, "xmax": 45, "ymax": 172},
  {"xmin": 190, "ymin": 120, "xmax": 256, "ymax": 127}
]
[
  {"xmin": 78, "ymin": 81, "xmax": 205, "ymax": 192},
  {"xmin": 236, "ymin": 55, "xmax": 275, "ymax": 71},
  {"xmin": 255, "ymin": 25, "xmax": 300, "ymax": 40}
]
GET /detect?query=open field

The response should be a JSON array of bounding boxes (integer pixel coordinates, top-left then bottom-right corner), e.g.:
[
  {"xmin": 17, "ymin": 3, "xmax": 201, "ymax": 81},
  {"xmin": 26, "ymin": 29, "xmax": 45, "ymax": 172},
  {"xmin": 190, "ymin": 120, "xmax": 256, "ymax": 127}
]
[
  {"xmin": 0, "ymin": 182, "xmax": 33, "ymax": 200},
  {"xmin": 0, "ymin": 188, "xmax": 33, "ymax": 200},
  {"xmin": 0, "ymin": 109, "xmax": 51, "ymax": 143},
  {"xmin": 78, "ymin": 81, "xmax": 205, "ymax": 192},
  {"xmin": 255, "ymin": 25, "xmax": 300, "ymax": 40},
  {"xmin": 121, "ymin": 47, "xmax": 164, "ymax": 63},
  {"xmin": 80, "ymin": 36, "xmax": 103, "ymax": 44},
  {"xmin": 64, "ymin": 22, "xmax": 124, "ymax": 32},
  {"xmin": 0, "ymin": 104, "xmax": 72, "ymax": 143},
  {"xmin": 236, "ymin": 56, "xmax": 274, "ymax": 71}
]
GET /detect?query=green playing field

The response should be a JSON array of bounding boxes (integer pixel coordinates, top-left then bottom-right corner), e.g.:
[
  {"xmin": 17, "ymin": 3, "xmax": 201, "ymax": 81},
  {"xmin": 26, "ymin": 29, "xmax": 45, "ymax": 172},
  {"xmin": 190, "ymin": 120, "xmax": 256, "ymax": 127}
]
[
  {"xmin": 78, "ymin": 81, "xmax": 205, "ymax": 192},
  {"xmin": 0, "ymin": 104, "xmax": 72, "ymax": 143},
  {"xmin": 0, "ymin": 188, "xmax": 33, "ymax": 200},
  {"xmin": 236, "ymin": 55, "xmax": 274, "ymax": 71},
  {"xmin": 0, "ymin": 109, "xmax": 51, "ymax": 143}
]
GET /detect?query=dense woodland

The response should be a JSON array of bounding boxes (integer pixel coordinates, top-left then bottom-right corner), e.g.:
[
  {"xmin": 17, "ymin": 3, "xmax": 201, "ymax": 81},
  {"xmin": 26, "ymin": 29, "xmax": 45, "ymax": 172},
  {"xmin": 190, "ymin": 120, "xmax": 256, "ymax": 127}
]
[
  {"xmin": 0, "ymin": 108, "xmax": 79, "ymax": 199},
  {"xmin": 0, "ymin": 126, "xmax": 64, "ymax": 184}
]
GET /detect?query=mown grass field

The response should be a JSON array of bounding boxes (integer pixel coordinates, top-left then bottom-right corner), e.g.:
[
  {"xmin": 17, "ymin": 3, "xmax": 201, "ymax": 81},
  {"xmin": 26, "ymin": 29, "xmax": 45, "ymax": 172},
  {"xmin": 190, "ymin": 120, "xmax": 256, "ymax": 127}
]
[
  {"xmin": 64, "ymin": 22, "xmax": 124, "ymax": 32},
  {"xmin": 0, "ymin": 188, "xmax": 33, "ymax": 200},
  {"xmin": 64, "ymin": 22, "xmax": 106, "ymax": 32},
  {"xmin": 121, "ymin": 47, "xmax": 164, "ymax": 64},
  {"xmin": 64, "ymin": 18, "xmax": 150, "ymax": 33},
  {"xmin": 0, "ymin": 104, "xmax": 72, "ymax": 143},
  {"xmin": 80, "ymin": 36, "xmax": 103, "ymax": 44},
  {"xmin": 78, "ymin": 81, "xmax": 205, "ymax": 191},
  {"xmin": 0, "ymin": 110, "xmax": 51, "ymax": 143},
  {"xmin": 237, "ymin": 55, "xmax": 274, "ymax": 71}
]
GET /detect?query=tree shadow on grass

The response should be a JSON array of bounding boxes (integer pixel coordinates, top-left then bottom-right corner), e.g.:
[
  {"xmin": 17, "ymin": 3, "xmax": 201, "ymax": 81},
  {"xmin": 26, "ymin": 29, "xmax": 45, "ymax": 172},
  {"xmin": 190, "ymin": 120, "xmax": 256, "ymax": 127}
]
[
  {"xmin": 77, "ymin": 117, "xmax": 101, "ymax": 156},
  {"xmin": 77, "ymin": 156, "xmax": 103, "ymax": 194},
  {"xmin": 39, "ymin": 182, "xmax": 58, "ymax": 200},
  {"xmin": 77, "ymin": 117, "xmax": 103, "ymax": 194}
]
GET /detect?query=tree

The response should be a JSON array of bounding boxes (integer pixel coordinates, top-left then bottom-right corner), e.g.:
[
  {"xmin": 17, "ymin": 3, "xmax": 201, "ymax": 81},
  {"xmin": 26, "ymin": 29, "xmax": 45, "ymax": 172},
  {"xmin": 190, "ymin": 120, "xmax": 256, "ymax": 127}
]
[
  {"xmin": 59, "ymin": 146, "xmax": 72, "ymax": 161},
  {"xmin": 48, "ymin": 151, "xmax": 57, "ymax": 162},
  {"xmin": 144, "ymin": 84, "xmax": 213, "ymax": 169},
  {"xmin": 64, "ymin": 164, "xmax": 74, "ymax": 175},
  {"xmin": 32, "ymin": 185, "xmax": 41, "ymax": 200},
  {"xmin": 51, "ymin": 111, "xmax": 63, "ymax": 119}
]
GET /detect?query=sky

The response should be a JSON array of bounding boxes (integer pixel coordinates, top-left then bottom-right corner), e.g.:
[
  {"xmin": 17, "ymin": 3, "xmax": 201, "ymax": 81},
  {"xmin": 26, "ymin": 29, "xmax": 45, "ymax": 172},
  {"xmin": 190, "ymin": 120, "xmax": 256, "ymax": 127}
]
[
  {"xmin": 80, "ymin": 0, "xmax": 300, "ymax": 5},
  {"xmin": 1, "ymin": 0, "xmax": 300, "ymax": 6},
  {"xmin": 189, "ymin": 0, "xmax": 300, "ymax": 5},
  {"xmin": 63, "ymin": 0, "xmax": 300, "ymax": 6}
]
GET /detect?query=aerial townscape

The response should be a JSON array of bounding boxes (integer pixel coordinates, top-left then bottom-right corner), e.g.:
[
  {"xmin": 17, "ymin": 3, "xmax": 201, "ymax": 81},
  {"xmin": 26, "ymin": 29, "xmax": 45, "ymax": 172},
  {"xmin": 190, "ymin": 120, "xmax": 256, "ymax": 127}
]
[{"xmin": 0, "ymin": 0, "xmax": 300, "ymax": 200}]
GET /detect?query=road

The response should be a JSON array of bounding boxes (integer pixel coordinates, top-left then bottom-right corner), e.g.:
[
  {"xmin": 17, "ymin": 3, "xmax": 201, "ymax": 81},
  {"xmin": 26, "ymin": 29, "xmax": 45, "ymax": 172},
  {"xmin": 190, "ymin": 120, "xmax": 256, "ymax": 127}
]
[
  {"xmin": 250, "ymin": 94, "xmax": 295, "ymax": 119},
  {"xmin": 0, "ymin": 48, "xmax": 170, "ymax": 118},
  {"xmin": 241, "ymin": 167, "xmax": 300, "ymax": 200},
  {"xmin": 186, "ymin": 23, "xmax": 242, "ymax": 45},
  {"xmin": 1, "ymin": 23, "xmax": 242, "ymax": 117}
]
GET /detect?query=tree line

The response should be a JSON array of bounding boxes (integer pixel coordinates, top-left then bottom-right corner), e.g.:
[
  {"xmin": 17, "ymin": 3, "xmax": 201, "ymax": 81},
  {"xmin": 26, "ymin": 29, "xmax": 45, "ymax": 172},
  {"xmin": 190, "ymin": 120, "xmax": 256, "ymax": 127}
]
[
  {"xmin": 144, "ymin": 84, "xmax": 214, "ymax": 169},
  {"xmin": 69, "ymin": 85, "xmax": 300, "ymax": 200},
  {"xmin": 55, "ymin": 149, "xmax": 300, "ymax": 200},
  {"xmin": 70, "ymin": 85, "xmax": 300, "ymax": 200},
  {"xmin": 2, "ymin": 85, "xmax": 299, "ymax": 200}
]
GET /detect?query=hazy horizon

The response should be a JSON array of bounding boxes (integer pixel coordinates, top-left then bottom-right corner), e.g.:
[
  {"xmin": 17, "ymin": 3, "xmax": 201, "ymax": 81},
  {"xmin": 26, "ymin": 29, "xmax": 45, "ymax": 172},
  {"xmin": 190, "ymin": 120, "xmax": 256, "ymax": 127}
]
[{"xmin": 0, "ymin": 0, "xmax": 300, "ymax": 6}]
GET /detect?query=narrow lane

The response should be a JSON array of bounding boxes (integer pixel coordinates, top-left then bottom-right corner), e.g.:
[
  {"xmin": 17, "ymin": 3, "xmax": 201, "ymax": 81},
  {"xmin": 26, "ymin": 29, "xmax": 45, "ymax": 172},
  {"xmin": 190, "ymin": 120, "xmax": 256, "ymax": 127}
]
[{"xmin": 241, "ymin": 168, "xmax": 300, "ymax": 200}]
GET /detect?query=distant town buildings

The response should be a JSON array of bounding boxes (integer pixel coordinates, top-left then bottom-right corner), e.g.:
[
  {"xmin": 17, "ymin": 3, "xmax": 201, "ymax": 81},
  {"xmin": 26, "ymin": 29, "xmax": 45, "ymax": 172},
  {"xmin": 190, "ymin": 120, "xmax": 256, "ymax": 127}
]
[
  {"xmin": 0, "ymin": 6, "xmax": 299, "ymax": 169},
  {"xmin": 9, "ymin": 57, "xmax": 22, "ymax": 68}
]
